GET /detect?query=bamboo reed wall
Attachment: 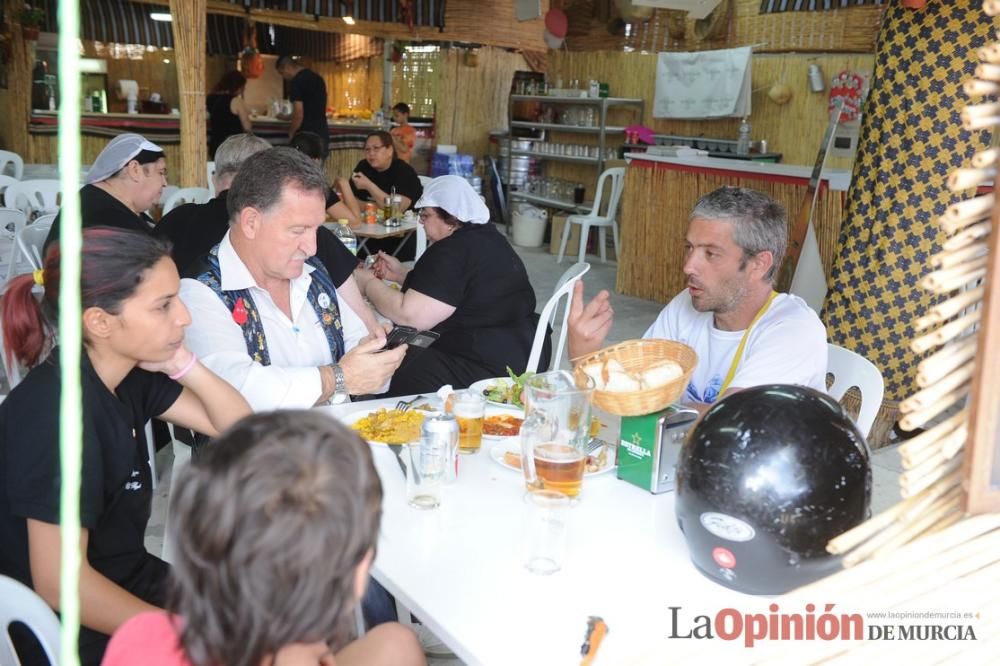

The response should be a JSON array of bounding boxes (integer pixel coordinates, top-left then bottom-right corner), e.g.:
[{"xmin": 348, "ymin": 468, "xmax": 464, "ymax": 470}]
[
  {"xmin": 616, "ymin": 164, "xmax": 845, "ymax": 304},
  {"xmin": 171, "ymin": 0, "xmax": 208, "ymax": 188},
  {"xmin": 549, "ymin": 50, "xmax": 874, "ymax": 168},
  {"xmin": 435, "ymin": 47, "xmax": 529, "ymax": 159},
  {"xmin": 558, "ymin": 0, "xmax": 883, "ymax": 53},
  {"xmin": 0, "ymin": 0, "xmax": 34, "ymax": 156}
]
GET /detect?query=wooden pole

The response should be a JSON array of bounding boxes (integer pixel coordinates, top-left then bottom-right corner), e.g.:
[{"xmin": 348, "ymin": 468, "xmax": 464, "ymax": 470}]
[{"xmin": 169, "ymin": 0, "xmax": 207, "ymax": 188}]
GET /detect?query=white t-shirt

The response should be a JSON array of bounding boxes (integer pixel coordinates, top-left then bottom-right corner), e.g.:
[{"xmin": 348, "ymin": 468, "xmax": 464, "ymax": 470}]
[{"xmin": 643, "ymin": 290, "xmax": 827, "ymax": 405}]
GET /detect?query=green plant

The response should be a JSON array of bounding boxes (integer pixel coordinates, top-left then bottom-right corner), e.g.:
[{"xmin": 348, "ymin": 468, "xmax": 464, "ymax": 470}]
[{"xmin": 20, "ymin": 5, "xmax": 45, "ymax": 27}]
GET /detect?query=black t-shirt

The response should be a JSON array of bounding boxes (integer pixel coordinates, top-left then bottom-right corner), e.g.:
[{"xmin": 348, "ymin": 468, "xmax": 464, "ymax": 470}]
[
  {"xmin": 0, "ymin": 350, "xmax": 182, "ymax": 663},
  {"xmin": 158, "ymin": 190, "xmax": 354, "ymax": 287},
  {"xmin": 403, "ymin": 223, "xmax": 537, "ymax": 369},
  {"xmin": 207, "ymin": 93, "xmax": 243, "ymax": 159},
  {"xmin": 349, "ymin": 158, "xmax": 423, "ymax": 208},
  {"xmin": 43, "ymin": 184, "xmax": 153, "ymax": 256},
  {"xmin": 290, "ymin": 68, "xmax": 329, "ymax": 144},
  {"xmin": 157, "ymin": 191, "xmax": 231, "ymax": 275}
]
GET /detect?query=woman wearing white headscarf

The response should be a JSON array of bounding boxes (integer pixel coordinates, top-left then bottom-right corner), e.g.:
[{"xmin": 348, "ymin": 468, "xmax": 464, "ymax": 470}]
[{"xmin": 355, "ymin": 175, "xmax": 546, "ymax": 395}]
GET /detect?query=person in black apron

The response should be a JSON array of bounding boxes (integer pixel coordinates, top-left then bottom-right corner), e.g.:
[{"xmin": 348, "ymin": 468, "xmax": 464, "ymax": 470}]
[{"xmin": 0, "ymin": 228, "xmax": 251, "ymax": 665}]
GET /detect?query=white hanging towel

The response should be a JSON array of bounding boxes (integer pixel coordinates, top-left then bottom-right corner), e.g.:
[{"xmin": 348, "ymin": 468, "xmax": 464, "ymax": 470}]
[
  {"xmin": 653, "ymin": 46, "xmax": 752, "ymax": 119},
  {"xmin": 789, "ymin": 220, "xmax": 828, "ymax": 316}
]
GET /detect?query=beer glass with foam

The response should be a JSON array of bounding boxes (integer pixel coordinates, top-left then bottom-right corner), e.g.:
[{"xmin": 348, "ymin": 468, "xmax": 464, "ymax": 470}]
[
  {"xmin": 451, "ymin": 389, "xmax": 486, "ymax": 454},
  {"xmin": 520, "ymin": 370, "xmax": 595, "ymax": 498}
]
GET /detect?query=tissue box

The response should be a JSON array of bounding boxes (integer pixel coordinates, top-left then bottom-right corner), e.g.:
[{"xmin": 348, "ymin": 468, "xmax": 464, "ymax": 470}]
[{"xmin": 617, "ymin": 406, "xmax": 698, "ymax": 494}]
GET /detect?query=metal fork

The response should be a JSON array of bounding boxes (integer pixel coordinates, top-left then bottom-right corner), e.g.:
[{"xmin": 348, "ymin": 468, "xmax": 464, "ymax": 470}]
[
  {"xmin": 583, "ymin": 438, "xmax": 608, "ymax": 457},
  {"xmin": 395, "ymin": 395, "xmax": 425, "ymax": 412}
]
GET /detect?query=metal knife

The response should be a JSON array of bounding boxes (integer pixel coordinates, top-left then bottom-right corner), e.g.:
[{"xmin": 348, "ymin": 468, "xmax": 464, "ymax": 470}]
[{"xmin": 386, "ymin": 444, "xmax": 408, "ymax": 477}]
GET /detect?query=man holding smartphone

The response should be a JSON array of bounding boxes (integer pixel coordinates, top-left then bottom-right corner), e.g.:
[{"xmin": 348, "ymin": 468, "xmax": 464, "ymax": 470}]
[{"xmin": 180, "ymin": 148, "xmax": 406, "ymax": 409}]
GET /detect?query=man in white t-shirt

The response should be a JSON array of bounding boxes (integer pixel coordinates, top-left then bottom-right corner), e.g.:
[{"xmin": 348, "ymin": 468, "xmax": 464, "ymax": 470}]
[{"xmin": 567, "ymin": 186, "xmax": 827, "ymax": 412}]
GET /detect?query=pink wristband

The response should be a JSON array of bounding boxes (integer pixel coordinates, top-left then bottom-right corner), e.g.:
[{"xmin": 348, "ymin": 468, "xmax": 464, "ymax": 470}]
[{"xmin": 168, "ymin": 353, "xmax": 198, "ymax": 380}]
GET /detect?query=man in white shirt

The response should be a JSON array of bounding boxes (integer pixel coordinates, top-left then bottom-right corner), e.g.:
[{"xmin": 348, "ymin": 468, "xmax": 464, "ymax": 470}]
[
  {"xmin": 568, "ymin": 186, "xmax": 827, "ymax": 413},
  {"xmin": 180, "ymin": 148, "xmax": 405, "ymax": 410}
]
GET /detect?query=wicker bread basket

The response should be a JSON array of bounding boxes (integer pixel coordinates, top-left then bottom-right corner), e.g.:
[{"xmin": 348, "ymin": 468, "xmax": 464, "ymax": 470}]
[{"xmin": 573, "ymin": 339, "xmax": 698, "ymax": 416}]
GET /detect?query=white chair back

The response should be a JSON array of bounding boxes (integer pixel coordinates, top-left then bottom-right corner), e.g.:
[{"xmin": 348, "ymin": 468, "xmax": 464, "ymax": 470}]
[
  {"xmin": 32, "ymin": 213, "xmax": 56, "ymax": 228},
  {"xmin": 0, "ymin": 207, "xmax": 27, "ymax": 239},
  {"xmin": 0, "ymin": 175, "xmax": 19, "ymax": 204},
  {"xmin": 207, "ymin": 161, "xmax": 217, "ymax": 197},
  {"xmin": 0, "ymin": 150, "xmax": 24, "ymax": 180},
  {"xmin": 162, "ymin": 187, "xmax": 211, "ymax": 215},
  {"xmin": 0, "ymin": 575, "xmax": 61, "ymax": 665},
  {"xmin": 526, "ymin": 262, "xmax": 591, "ymax": 373},
  {"xmin": 587, "ymin": 167, "xmax": 625, "ymax": 222},
  {"xmin": 827, "ymin": 343, "xmax": 885, "ymax": 439},
  {"xmin": 4, "ymin": 180, "xmax": 61, "ymax": 218},
  {"xmin": 14, "ymin": 219, "xmax": 53, "ymax": 273},
  {"xmin": 158, "ymin": 185, "xmax": 179, "ymax": 208}
]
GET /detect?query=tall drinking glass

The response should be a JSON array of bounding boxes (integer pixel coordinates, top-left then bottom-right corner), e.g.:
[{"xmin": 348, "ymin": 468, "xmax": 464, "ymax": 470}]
[{"xmin": 519, "ymin": 370, "xmax": 594, "ymax": 498}]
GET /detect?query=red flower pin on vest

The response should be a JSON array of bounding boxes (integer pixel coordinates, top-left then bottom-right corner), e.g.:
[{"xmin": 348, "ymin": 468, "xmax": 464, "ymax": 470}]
[{"xmin": 232, "ymin": 297, "xmax": 249, "ymax": 326}]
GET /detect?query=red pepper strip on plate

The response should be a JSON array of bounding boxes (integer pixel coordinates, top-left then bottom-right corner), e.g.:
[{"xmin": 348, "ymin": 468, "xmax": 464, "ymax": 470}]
[{"xmin": 580, "ymin": 616, "xmax": 608, "ymax": 665}]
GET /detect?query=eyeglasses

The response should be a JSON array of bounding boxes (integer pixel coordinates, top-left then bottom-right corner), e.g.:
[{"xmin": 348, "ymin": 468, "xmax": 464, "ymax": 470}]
[{"xmin": 363, "ymin": 144, "xmax": 388, "ymax": 154}]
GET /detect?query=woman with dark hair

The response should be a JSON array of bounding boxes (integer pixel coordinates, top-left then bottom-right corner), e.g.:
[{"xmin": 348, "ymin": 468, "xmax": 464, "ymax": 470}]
[
  {"xmin": 0, "ymin": 228, "xmax": 251, "ymax": 665},
  {"xmin": 354, "ymin": 176, "xmax": 545, "ymax": 395},
  {"xmin": 103, "ymin": 411, "xmax": 424, "ymax": 666},
  {"xmin": 207, "ymin": 70, "xmax": 252, "ymax": 158},
  {"xmin": 335, "ymin": 130, "xmax": 422, "ymax": 223}
]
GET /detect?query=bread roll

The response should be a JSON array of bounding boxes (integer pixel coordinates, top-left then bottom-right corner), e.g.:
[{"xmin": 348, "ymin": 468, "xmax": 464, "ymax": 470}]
[
  {"xmin": 581, "ymin": 362, "xmax": 606, "ymax": 390},
  {"xmin": 640, "ymin": 360, "xmax": 684, "ymax": 389},
  {"xmin": 605, "ymin": 369, "xmax": 641, "ymax": 392},
  {"xmin": 606, "ymin": 359, "xmax": 627, "ymax": 375}
]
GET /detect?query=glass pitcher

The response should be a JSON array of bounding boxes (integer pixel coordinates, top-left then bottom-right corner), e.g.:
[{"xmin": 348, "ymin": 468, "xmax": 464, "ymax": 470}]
[{"xmin": 519, "ymin": 370, "xmax": 595, "ymax": 498}]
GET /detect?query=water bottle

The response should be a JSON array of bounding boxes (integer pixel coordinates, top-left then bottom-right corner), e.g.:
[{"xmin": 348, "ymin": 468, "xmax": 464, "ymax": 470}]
[
  {"xmin": 736, "ymin": 117, "xmax": 751, "ymax": 156},
  {"xmin": 332, "ymin": 218, "xmax": 357, "ymax": 255}
]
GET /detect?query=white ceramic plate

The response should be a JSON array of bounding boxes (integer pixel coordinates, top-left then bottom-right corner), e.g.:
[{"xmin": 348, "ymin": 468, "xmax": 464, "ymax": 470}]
[
  {"xmin": 341, "ymin": 407, "xmax": 438, "ymax": 446},
  {"xmin": 469, "ymin": 377, "xmax": 523, "ymax": 410},
  {"xmin": 488, "ymin": 440, "xmax": 616, "ymax": 477}
]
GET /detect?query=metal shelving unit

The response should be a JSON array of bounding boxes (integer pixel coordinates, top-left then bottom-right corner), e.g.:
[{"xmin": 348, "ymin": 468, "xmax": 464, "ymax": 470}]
[{"xmin": 506, "ymin": 95, "xmax": 644, "ymax": 218}]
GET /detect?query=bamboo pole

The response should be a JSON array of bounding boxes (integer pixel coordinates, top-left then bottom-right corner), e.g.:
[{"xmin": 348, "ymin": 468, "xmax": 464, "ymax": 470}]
[{"xmin": 170, "ymin": 0, "xmax": 207, "ymax": 188}]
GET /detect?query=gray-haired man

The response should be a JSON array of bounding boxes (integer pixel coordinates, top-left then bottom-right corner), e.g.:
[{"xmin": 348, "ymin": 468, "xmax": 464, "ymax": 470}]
[{"xmin": 568, "ymin": 186, "xmax": 827, "ymax": 413}]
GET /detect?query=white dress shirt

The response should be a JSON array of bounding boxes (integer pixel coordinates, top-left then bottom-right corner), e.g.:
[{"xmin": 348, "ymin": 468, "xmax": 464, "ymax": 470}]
[{"xmin": 180, "ymin": 231, "xmax": 366, "ymax": 411}]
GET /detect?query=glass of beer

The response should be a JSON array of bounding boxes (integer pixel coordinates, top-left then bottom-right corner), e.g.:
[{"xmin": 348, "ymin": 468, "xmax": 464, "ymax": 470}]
[
  {"xmin": 451, "ymin": 390, "xmax": 485, "ymax": 454},
  {"xmin": 519, "ymin": 370, "xmax": 595, "ymax": 498}
]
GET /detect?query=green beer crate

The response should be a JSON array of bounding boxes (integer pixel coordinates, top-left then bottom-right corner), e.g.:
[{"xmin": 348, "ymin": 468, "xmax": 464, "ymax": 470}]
[{"xmin": 617, "ymin": 405, "xmax": 698, "ymax": 494}]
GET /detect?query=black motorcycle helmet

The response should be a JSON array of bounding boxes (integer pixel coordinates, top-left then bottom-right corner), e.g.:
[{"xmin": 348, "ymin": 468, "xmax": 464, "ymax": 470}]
[{"xmin": 675, "ymin": 385, "xmax": 871, "ymax": 595}]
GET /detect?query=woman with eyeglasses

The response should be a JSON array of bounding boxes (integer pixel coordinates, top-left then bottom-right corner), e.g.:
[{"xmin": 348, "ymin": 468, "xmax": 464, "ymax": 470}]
[
  {"xmin": 354, "ymin": 176, "xmax": 547, "ymax": 396},
  {"xmin": 335, "ymin": 130, "xmax": 423, "ymax": 226}
]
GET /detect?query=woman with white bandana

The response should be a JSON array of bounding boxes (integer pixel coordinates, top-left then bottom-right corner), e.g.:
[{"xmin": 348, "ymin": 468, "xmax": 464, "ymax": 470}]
[
  {"xmin": 43, "ymin": 133, "xmax": 168, "ymax": 255},
  {"xmin": 355, "ymin": 175, "xmax": 546, "ymax": 395}
]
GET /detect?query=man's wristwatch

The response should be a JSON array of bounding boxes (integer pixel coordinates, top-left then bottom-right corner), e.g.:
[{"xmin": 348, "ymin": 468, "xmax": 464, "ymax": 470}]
[{"xmin": 330, "ymin": 363, "xmax": 349, "ymax": 404}]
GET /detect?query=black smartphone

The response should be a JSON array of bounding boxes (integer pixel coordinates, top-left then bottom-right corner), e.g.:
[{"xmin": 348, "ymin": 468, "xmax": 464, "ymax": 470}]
[{"xmin": 381, "ymin": 326, "xmax": 440, "ymax": 351}]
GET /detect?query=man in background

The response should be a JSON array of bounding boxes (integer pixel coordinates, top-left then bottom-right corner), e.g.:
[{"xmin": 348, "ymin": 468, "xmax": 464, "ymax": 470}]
[
  {"xmin": 276, "ymin": 55, "xmax": 330, "ymax": 158},
  {"xmin": 390, "ymin": 102, "xmax": 417, "ymax": 163}
]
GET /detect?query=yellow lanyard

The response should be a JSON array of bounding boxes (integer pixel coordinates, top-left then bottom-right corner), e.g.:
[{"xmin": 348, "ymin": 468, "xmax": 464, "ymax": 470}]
[{"xmin": 719, "ymin": 290, "xmax": 778, "ymax": 395}]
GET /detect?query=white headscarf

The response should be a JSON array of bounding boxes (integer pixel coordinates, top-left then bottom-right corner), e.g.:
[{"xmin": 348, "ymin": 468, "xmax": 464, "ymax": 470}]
[
  {"xmin": 85, "ymin": 133, "xmax": 164, "ymax": 184},
  {"xmin": 413, "ymin": 175, "xmax": 490, "ymax": 224}
]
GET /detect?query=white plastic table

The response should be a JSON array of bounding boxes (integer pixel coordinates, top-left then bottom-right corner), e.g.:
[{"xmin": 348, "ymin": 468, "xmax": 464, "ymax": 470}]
[
  {"xmin": 318, "ymin": 395, "xmax": 752, "ymax": 665},
  {"xmin": 327, "ymin": 219, "xmax": 418, "ymax": 257}
]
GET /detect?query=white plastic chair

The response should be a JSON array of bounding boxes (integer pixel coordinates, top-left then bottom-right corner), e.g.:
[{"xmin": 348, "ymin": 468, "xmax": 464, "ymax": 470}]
[
  {"xmin": 557, "ymin": 167, "xmax": 625, "ymax": 265},
  {"xmin": 207, "ymin": 161, "xmax": 217, "ymax": 197},
  {"xmin": 0, "ymin": 150, "xmax": 24, "ymax": 180},
  {"xmin": 526, "ymin": 262, "xmax": 591, "ymax": 373},
  {"xmin": 6, "ymin": 219, "xmax": 53, "ymax": 281},
  {"xmin": 162, "ymin": 187, "xmax": 211, "ymax": 215},
  {"xmin": 3, "ymin": 180, "xmax": 61, "ymax": 218},
  {"xmin": 0, "ymin": 176, "xmax": 20, "ymax": 205},
  {"xmin": 0, "ymin": 575, "xmax": 61, "ymax": 665},
  {"xmin": 827, "ymin": 343, "xmax": 885, "ymax": 439},
  {"xmin": 161, "ymin": 436, "xmax": 189, "ymax": 565},
  {"xmin": 1, "ymin": 207, "xmax": 28, "ymax": 282}
]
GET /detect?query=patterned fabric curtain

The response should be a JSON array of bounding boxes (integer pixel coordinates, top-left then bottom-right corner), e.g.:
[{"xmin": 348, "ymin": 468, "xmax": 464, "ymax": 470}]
[
  {"xmin": 822, "ymin": 0, "xmax": 994, "ymax": 409},
  {"xmin": 760, "ymin": 0, "xmax": 885, "ymax": 12}
]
